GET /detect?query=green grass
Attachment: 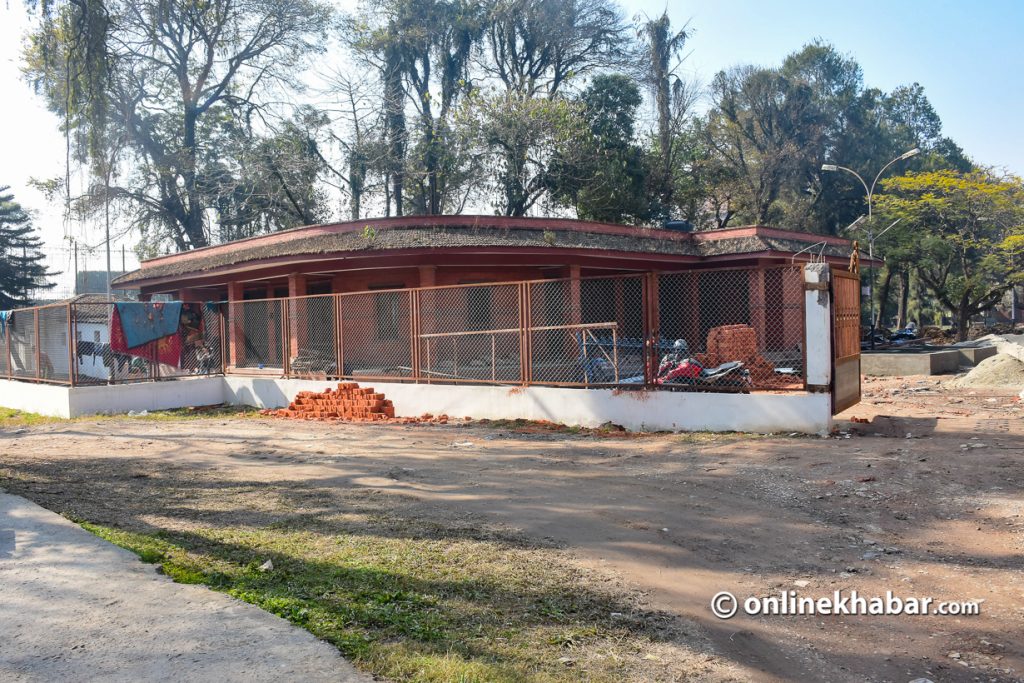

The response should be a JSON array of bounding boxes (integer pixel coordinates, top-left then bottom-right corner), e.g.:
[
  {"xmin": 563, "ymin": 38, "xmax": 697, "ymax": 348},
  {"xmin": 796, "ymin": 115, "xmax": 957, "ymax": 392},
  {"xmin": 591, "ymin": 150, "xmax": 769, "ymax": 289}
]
[
  {"xmin": 76, "ymin": 520, "xmax": 694, "ymax": 682},
  {"xmin": 0, "ymin": 404, "xmax": 259, "ymax": 429},
  {"xmin": 0, "ymin": 407, "xmax": 62, "ymax": 427}
]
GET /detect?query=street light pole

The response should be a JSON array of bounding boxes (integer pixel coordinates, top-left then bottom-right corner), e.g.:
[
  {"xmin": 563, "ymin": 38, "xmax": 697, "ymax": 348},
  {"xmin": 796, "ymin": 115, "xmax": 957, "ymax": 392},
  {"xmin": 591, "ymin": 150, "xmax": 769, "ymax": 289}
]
[{"xmin": 821, "ymin": 148, "xmax": 920, "ymax": 348}]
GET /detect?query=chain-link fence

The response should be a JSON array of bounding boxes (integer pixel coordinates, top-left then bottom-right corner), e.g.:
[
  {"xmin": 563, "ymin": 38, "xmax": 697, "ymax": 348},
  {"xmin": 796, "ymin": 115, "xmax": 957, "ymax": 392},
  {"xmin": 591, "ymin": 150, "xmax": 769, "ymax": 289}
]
[
  {"xmin": 2, "ymin": 265, "xmax": 808, "ymax": 392},
  {"xmin": 418, "ymin": 283, "xmax": 522, "ymax": 383},
  {"xmin": 657, "ymin": 266, "xmax": 805, "ymax": 391}
]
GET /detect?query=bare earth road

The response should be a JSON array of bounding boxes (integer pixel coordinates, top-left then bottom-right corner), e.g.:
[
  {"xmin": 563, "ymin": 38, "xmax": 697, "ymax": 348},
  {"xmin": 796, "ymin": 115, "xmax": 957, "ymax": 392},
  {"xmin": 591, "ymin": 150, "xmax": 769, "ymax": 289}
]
[
  {"xmin": 0, "ymin": 492, "xmax": 372, "ymax": 682},
  {"xmin": 0, "ymin": 377, "xmax": 1021, "ymax": 682}
]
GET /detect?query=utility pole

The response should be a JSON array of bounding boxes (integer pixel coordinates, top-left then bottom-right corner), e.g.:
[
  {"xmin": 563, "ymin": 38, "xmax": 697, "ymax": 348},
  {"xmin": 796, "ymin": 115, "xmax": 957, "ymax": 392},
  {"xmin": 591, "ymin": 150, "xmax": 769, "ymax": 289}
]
[
  {"xmin": 105, "ymin": 196, "xmax": 112, "ymax": 299},
  {"xmin": 73, "ymin": 240, "xmax": 79, "ymax": 296},
  {"xmin": 821, "ymin": 148, "xmax": 920, "ymax": 349}
]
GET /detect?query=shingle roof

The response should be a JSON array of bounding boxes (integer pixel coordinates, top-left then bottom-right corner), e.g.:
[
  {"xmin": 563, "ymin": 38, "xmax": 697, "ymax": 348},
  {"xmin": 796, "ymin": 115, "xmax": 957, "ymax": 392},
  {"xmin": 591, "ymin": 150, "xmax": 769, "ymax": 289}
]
[{"xmin": 112, "ymin": 216, "xmax": 858, "ymax": 287}]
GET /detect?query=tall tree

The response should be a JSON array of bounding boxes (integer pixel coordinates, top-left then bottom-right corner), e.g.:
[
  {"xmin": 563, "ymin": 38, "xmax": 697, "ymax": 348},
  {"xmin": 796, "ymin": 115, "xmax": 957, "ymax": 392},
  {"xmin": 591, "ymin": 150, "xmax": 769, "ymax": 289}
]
[
  {"xmin": 549, "ymin": 74, "xmax": 651, "ymax": 223},
  {"xmin": 702, "ymin": 65, "xmax": 821, "ymax": 226},
  {"xmin": 636, "ymin": 11, "xmax": 690, "ymax": 212},
  {"xmin": 0, "ymin": 187, "xmax": 55, "ymax": 308},
  {"xmin": 875, "ymin": 170, "xmax": 1024, "ymax": 340},
  {"xmin": 27, "ymin": 0, "xmax": 331, "ymax": 252}
]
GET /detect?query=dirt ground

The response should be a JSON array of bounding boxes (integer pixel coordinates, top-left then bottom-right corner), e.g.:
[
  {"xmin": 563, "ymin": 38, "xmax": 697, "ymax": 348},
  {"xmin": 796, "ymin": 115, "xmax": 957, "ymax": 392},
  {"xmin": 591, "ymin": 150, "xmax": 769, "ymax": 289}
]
[{"xmin": 1, "ymin": 378, "xmax": 1022, "ymax": 682}]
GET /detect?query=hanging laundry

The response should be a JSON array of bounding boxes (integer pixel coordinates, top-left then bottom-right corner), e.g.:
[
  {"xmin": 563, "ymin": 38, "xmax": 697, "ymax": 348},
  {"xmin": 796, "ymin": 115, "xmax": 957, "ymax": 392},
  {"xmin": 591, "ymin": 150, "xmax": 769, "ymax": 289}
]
[
  {"xmin": 0, "ymin": 310, "xmax": 11, "ymax": 336},
  {"xmin": 110, "ymin": 305, "xmax": 183, "ymax": 368},
  {"xmin": 114, "ymin": 301, "xmax": 182, "ymax": 348}
]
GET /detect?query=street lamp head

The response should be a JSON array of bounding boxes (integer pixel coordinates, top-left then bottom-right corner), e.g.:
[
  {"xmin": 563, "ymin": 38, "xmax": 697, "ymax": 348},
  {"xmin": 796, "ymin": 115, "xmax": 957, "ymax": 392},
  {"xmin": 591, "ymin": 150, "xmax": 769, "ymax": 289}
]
[
  {"xmin": 899, "ymin": 148, "xmax": 920, "ymax": 160},
  {"xmin": 821, "ymin": 164, "xmax": 838, "ymax": 172}
]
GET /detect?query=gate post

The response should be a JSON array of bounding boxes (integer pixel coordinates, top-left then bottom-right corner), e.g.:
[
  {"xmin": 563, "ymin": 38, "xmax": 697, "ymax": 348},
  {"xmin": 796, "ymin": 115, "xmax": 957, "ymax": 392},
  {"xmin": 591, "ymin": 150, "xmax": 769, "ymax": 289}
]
[{"xmin": 803, "ymin": 263, "xmax": 832, "ymax": 393}]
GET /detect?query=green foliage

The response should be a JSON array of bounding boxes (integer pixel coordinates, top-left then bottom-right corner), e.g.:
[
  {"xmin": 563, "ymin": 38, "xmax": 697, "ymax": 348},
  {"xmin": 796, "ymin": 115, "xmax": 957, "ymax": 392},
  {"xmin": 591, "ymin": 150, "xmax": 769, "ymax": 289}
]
[
  {"xmin": 26, "ymin": 0, "xmax": 332, "ymax": 252},
  {"xmin": 548, "ymin": 74, "xmax": 654, "ymax": 223},
  {"xmin": 875, "ymin": 169, "xmax": 1024, "ymax": 339},
  {"xmin": 688, "ymin": 41, "xmax": 972, "ymax": 234},
  {"xmin": 0, "ymin": 187, "xmax": 55, "ymax": 307}
]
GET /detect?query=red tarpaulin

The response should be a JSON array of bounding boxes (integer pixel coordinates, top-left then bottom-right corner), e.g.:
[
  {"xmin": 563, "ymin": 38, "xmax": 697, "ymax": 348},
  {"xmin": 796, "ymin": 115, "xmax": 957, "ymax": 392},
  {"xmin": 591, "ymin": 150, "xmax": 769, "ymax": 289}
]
[{"xmin": 110, "ymin": 305, "xmax": 182, "ymax": 368}]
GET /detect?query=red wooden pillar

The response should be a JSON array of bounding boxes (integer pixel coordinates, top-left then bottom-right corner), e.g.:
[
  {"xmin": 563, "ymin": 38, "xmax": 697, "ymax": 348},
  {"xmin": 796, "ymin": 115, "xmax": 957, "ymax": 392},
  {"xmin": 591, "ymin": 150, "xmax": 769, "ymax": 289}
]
[
  {"xmin": 568, "ymin": 265, "xmax": 582, "ymax": 325},
  {"xmin": 227, "ymin": 281, "xmax": 244, "ymax": 368},
  {"xmin": 288, "ymin": 273, "xmax": 307, "ymax": 360},
  {"xmin": 749, "ymin": 269, "xmax": 767, "ymax": 350},
  {"xmin": 418, "ymin": 265, "xmax": 436, "ymax": 288}
]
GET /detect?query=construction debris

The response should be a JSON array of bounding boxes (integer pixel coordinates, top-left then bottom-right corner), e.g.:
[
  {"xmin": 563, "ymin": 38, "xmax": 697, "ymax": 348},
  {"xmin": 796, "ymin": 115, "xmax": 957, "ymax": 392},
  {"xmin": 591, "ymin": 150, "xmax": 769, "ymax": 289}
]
[
  {"xmin": 946, "ymin": 353, "xmax": 1024, "ymax": 389},
  {"xmin": 261, "ymin": 382, "xmax": 451, "ymax": 424}
]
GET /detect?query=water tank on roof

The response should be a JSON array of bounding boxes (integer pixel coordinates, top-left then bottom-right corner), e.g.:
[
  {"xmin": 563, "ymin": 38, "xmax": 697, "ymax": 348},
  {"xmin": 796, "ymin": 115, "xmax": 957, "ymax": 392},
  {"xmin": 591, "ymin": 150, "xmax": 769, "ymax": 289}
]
[{"xmin": 663, "ymin": 219, "xmax": 694, "ymax": 232}]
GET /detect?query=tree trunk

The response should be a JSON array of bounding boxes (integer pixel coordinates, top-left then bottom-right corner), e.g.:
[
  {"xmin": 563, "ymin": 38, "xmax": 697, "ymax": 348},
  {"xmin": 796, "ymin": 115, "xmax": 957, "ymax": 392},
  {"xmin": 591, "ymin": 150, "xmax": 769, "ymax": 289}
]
[
  {"xmin": 383, "ymin": 47, "xmax": 406, "ymax": 217},
  {"xmin": 956, "ymin": 301, "xmax": 971, "ymax": 342},
  {"xmin": 180, "ymin": 108, "xmax": 209, "ymax": 249},
  {"xmin": 896, "ymin": 269, "xmax": 910, "ymax": 328},
  {"xmin": 875, "ymin": 267, "xmax": 895, "ymax": 330}
]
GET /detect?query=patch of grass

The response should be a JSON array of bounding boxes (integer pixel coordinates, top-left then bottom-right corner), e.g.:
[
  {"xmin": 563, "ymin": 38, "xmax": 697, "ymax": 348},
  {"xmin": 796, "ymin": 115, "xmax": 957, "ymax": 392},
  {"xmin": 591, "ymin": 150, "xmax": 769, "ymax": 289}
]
[
  {"xmin": 123, "ymin": 404, "xmax": 262, "ymax": 421},
  {"xmin": 0, "ymin": 404, "xmax": 259, "ymax": 429},
  {"xmin": 76, "ymin": 521, "xmax": 702, "ymax": 682},
  {"xmin": 0, "ymin": 407, "xmax": 61, "ymax": 428}
]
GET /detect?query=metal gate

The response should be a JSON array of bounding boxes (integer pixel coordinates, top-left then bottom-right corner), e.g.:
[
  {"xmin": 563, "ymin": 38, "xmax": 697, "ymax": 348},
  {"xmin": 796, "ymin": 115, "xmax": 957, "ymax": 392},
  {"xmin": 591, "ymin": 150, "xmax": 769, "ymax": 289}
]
[{"xmin": 831, "ymin": 269, "xmax": 861, "ymax": 414}]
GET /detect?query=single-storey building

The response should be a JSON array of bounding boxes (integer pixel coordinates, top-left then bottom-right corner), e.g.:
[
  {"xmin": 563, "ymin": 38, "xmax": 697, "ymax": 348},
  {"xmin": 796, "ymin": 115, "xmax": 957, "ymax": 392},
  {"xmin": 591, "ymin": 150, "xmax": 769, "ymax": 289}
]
[{"xmin": 1, "ymin": 216, "xmax": 864, "ymax": 431}]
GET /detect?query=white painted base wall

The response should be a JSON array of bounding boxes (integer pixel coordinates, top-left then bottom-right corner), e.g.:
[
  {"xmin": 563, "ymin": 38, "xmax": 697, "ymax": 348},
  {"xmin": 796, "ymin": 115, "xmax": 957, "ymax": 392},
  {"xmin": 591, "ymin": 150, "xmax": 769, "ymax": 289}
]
[
  {"xmin": 222, "ymin": 377, "xmax": 832, "ymax": 434},
  {"xmin": 0, "ymin": 380, "xmax": 75, "ymax": 418},
  {"xmin": 1, "ymin": 376, "xmax": 833, "ymax": 433},
  {"xmin": 0, "ymin": 377, "xmax": 224, "ymax": 419}
]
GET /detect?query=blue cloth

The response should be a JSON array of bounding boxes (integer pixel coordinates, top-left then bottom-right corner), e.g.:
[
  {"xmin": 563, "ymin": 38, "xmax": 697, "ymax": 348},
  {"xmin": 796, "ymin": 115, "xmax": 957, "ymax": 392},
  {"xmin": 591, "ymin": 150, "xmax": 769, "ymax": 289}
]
[
  {"xmin": 0, "ymin": 310, "xmax": 10, "ymax": 336},
  {"xmin": 115, "ymin": 302, "xmax": 182, "ymax": 348}
]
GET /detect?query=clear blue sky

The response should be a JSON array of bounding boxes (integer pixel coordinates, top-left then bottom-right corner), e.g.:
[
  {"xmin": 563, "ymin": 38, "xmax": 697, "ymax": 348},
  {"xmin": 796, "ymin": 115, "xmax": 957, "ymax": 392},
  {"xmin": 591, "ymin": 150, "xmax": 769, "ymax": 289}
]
[{"xmin": 624, "ymin": 0, "xmax": 1023, "ymax": 175}]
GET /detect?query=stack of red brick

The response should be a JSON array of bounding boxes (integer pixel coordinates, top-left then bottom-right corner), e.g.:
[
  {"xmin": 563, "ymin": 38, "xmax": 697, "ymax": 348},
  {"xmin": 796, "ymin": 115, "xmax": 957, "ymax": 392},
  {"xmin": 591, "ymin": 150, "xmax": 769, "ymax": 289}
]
[
  {"xmin": 697, "ymin": 324, "xmax": 791, "ymax": 387},
  {"xmin": 261, "ymin": 382, "xmax": 452, "ymax": 423}
]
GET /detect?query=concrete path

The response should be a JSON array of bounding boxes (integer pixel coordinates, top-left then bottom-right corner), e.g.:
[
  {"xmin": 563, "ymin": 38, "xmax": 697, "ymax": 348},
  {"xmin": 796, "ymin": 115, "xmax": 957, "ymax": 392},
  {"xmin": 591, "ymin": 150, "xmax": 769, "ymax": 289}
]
[{"xmin": 0, "ymin": 492, "xmax": 372, "ymax": 682}]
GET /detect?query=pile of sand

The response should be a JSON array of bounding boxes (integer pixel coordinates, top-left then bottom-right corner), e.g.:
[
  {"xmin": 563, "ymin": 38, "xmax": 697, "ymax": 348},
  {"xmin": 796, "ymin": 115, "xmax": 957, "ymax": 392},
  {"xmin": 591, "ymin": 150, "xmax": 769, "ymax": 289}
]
[{"xmin": 946, "ymin": 353, "xmax": 1024, "ymax": 389}]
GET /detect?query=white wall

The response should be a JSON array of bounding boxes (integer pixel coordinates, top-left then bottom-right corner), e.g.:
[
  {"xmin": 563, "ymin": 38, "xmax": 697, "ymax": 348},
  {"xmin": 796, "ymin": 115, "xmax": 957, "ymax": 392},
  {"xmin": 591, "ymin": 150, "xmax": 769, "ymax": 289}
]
[
  {"xmin": 223, "ymin": 377, "xmax": 832, "ymax": 433},
  {"xmin": 0, "ymin": 375, "xmax": 832, "ymax": 432},
  {"xmin": 67, "ymin": 377, "xmax": 224, "ymax": 417},
  {"xmin": 0, "ymin": 379, "xmax": 72, "ymax": 418}
]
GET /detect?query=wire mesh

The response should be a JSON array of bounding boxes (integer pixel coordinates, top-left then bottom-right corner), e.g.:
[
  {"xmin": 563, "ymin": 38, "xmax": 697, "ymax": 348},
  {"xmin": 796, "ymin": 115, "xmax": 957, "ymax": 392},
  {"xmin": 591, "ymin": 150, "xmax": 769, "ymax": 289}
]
[
  {"xmin": 657, "ymin": 267, "xmax": 805, "ymax": 390},
  {"xmin": 229, "ymin": 299, "xmax": 285, "ymax": 371},
  {"xmin": 155, "ymin": 303, "xmax": 224, "ymax": 379},
  {"xmin": 0, "ymin": 264, "xmax": 809, "ymax": 395},
  {"xmin": 10, "ymin": 308, "xmax": 38, "ymax": 380},
  {"xmin": 37, "ymin": 305, "xmax": 71, "ymax": 382},
  {"xmin": 340, "ymin": 289, "xmax": 412, "ymax": 379},
  {"xmin": 417, "ymin": 284, "xmax": 521, "ymax": 383},
  {"xmin": 288, "ymin": 295, "xmax": 338, "ymax": 378},
  {"xmin": 0, "ymin": 319, "xmax": 9, "ymax": 378},
  {"xmin": 72, "ymin": 302, "xmax": 154, "ymax": 384},
  {"xmin": 528, "ymin": 275, "xmax": 646, "ymax": 384}
]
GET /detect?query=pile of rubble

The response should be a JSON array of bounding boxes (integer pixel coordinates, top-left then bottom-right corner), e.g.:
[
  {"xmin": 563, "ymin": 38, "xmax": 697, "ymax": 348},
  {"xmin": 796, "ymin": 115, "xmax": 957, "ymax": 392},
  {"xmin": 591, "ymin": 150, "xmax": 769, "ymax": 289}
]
[{"xmin": 260, "ymin": 382, "xmax": 452, "ymax": 424}]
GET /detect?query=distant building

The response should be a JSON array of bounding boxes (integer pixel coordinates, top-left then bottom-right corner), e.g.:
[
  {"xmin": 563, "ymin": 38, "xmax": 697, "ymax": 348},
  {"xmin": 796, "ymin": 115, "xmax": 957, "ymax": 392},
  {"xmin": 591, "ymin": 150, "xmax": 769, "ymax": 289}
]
[{"xmin": 76, "ymin": 270, "xmax": 135, "ymax": 298}]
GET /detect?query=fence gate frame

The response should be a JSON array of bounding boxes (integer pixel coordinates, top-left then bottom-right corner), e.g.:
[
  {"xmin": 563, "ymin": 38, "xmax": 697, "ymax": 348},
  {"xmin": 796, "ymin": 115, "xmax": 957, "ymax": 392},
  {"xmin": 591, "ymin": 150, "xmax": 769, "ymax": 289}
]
[{"xmin": 830, "ymin": 268, "xmax": 861, "ymax": 414}]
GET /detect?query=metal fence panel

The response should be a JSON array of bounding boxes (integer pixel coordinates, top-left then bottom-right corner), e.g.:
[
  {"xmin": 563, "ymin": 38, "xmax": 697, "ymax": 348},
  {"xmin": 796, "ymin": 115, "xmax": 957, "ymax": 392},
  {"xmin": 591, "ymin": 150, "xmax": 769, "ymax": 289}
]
[
  {"xmin": 657, "ymin": 267, "xmax": 805, "ymax": 390},
  {"xmin": 340, "ymin": 289, "xmax": 412, "ymax": 379},
  {"xmin": 288, "ymin": 295, "xmax": 338, "ymax": 378},
  {"xmin": 72, "ymin": 302, "xmax": 157, "ymax": 385},
  {"xmin": 528, "ymin": 275, "xmax": 645, "ymax": 385},
  {"xmin": 10, "ymin": 309, "xmax": 38, "ymax": 380},
  {"xmin": 417, "ymin": 283, "xmax": 521, "ymax": 383},
  {"xmin": 37, "ymin": 305, "xmax": 71, "ymax": 382},
  {"xmin": 230, "ymin": 299, "xmax": 285, "ymax": 371}
]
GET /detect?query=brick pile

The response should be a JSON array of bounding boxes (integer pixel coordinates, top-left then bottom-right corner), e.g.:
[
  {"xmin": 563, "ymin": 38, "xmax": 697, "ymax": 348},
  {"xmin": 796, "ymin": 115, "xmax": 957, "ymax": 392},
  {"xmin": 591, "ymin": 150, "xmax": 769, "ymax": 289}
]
[
  {"xmin": 697, "ymin": 324, "xmax": 790, "ymax": 387},
  {"xmin": 261, "ymin": 382, "xmax": 452, "ymax": 424}
]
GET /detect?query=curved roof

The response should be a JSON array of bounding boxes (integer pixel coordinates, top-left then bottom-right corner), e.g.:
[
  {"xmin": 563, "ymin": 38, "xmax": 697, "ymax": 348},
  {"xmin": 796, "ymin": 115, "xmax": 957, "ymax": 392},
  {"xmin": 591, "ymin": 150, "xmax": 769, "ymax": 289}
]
[{"xmin": 113, "ymin": 215, "xmax": 857, "ymax": 288}]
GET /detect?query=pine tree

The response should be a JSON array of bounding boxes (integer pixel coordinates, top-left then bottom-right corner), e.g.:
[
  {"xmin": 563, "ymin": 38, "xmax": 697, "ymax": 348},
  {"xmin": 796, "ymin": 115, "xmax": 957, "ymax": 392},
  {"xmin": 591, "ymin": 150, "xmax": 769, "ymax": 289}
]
[{"xmin": 0, "ymin": 187, "xmax": 55, "ymax": 308}]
